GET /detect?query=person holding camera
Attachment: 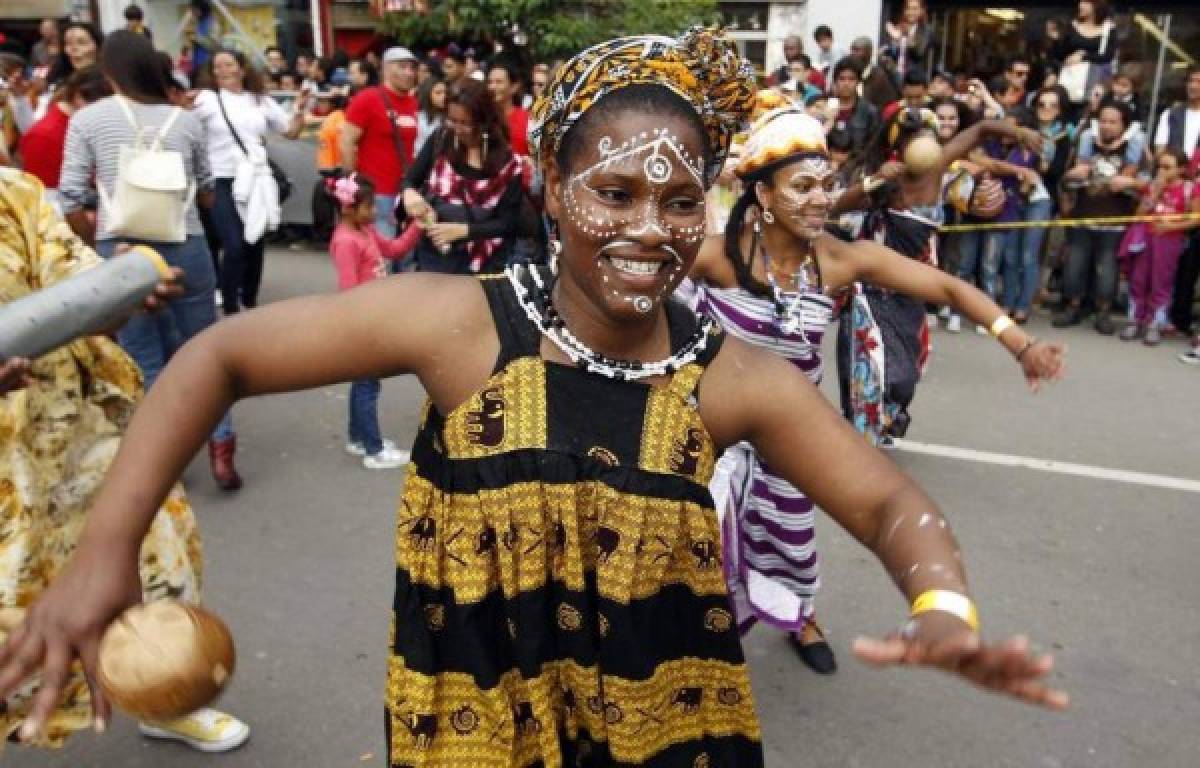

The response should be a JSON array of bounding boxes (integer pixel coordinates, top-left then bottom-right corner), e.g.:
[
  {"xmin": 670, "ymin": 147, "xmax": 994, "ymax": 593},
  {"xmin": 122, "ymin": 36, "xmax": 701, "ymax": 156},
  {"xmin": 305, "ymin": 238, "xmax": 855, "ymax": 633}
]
[{"xmin": 1053, "ymin": 100, "xmax": 1140, "ymax": 334}]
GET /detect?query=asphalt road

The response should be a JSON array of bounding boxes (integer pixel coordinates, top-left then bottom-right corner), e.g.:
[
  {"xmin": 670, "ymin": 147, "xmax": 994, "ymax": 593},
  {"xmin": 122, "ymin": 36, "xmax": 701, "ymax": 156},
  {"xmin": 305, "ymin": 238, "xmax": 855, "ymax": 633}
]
[{"xmin": 9, "ymin": 248, "xmax": 1199, "ymax": 768}]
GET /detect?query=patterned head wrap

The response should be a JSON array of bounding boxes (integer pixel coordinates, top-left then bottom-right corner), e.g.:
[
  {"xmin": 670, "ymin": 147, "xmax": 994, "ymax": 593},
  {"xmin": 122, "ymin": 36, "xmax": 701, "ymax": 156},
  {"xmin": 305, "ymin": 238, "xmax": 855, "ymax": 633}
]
[
  {"xmin": 883, "ymin": 105, "xmax": 941, "ymax": 149},
  {"xmin": 529, "ymin": 27, "xmax": 756, "ymax": 187},
  {"xmin": 734, "ymin": 106, "xmax": 829, "ymax": 181}
]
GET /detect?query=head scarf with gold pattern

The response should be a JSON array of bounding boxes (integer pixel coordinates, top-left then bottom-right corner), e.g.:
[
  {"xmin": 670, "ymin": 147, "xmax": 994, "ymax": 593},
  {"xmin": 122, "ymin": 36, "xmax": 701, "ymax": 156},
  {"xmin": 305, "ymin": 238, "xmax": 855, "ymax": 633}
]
[{"xmin": 529, "ymin": 27, "xmax": 756, "ymax": 187}]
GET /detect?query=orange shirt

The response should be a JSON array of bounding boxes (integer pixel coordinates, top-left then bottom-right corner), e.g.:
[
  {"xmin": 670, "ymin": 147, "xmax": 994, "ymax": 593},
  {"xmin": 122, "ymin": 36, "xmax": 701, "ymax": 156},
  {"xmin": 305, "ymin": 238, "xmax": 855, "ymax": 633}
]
[{"xmin": 316, "ymin": 110, "xmax": 346, "ymax": 170}]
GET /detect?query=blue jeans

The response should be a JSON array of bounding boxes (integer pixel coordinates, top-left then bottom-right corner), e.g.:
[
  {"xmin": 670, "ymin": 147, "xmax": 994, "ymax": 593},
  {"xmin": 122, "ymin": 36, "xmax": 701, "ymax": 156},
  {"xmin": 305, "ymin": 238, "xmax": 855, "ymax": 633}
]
[
  {"xmin": 1004, "ymin": 198, "xmax": 1054, "ymax": 312},
  {"xmin": 97, "ymin": 236, "xmax": 234, "ymax": 441},
  {"xmin": 348, "ymin": 378, "xmax": 383, "ymax": 455},
  {"xmin": 956, "ymin": 229, "xmax": 1001, "ymax": 299},
  {"xmin": 212, "ymin": 179, "xmax": 265, "ymax": 314},
  {"xmin": 1065, "ymin": 227, "xmax": 1123, "ymax": 308}
]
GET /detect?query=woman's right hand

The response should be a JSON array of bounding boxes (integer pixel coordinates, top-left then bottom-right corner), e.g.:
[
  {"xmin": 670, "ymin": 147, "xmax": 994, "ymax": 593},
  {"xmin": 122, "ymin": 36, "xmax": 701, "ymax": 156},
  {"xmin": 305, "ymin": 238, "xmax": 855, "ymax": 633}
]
[
  {"xmin": 0, "ymin": 357, "xmax": 31, "ymax": 395},
  {"xmin": 402, "ymin": 189, "xmax": 430, "ymax": 220},
  {"xmin": 0, "ymin": 545, "xmax": 141, "ymax": 739}
]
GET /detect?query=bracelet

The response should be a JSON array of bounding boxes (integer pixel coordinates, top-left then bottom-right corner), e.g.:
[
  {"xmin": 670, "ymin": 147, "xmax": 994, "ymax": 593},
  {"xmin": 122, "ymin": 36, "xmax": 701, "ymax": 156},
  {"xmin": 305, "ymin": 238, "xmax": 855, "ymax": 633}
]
[
  {"xmin": 988, "ymin": 315, "xmax": 1015, "ymax": 339},
  {"xmin": 1015, "ymin": 336, "xmax": 1038, "ymax": 362},
  {"xmin": 910, "ymin": 589, "xmax": 979, "ymax": 631},
  {"xmin": 863, "ymin": 175, "xmax": 885, "ymax": 193}
]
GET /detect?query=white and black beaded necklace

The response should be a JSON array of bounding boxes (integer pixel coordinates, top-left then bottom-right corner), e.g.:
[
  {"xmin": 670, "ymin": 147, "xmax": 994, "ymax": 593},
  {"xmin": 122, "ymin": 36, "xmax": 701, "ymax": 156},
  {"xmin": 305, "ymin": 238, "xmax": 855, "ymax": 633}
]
[
  {"xmin": 506, "ymin": 264, "xmax": 714, "ymax": 381},
  {"xmin": 753, "ymin": 229, "xmax": 818, "ymax": 343}
]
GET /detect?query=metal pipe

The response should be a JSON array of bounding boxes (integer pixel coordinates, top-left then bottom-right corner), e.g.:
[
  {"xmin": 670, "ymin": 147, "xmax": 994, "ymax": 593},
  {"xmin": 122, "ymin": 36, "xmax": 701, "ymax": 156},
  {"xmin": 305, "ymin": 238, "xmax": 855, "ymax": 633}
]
[{"xmin": 1148, "ymin": 13, "xmax": 1171, "ymax": 133}]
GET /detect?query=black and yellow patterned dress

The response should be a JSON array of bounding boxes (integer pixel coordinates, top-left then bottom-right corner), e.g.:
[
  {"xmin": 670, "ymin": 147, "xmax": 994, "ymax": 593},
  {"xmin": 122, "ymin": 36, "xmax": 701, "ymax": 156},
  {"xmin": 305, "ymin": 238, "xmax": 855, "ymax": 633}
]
[{"xmin": 386, "ymin": 270, "xmax": 764, "ymax": 767}]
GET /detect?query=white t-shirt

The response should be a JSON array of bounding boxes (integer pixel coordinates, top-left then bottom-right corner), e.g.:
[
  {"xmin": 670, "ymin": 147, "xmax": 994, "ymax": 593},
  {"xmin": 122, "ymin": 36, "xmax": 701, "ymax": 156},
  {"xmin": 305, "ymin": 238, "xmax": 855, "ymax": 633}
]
[
  {"xmin": 1154, "ymin": 105, "xmax": 1200, "ymax": 155},
  {"xmin": 193, "ymin": 88, "xmax": 291, "ymax": 178}
]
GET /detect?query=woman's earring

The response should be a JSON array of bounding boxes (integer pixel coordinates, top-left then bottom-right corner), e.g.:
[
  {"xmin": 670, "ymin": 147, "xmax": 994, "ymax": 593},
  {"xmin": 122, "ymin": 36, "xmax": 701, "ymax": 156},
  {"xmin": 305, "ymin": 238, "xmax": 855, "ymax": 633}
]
[
  {"xmin": 762, "ymin": 209, "xmax": 776, "ymax": 225},
  {"xmin": 482, "ymin": 131, "xmax": 489, "ymax": 159},
  {"xmin": 753, "ymin": 218, "xmax": 763, "ymax": 236},
  {"xmin": 454, "ymin": 133, "xmax": 461, "ymax": 151},
  {"xmin": 548, "ymin": 238, "xmax": 562, "ymax": 273}
]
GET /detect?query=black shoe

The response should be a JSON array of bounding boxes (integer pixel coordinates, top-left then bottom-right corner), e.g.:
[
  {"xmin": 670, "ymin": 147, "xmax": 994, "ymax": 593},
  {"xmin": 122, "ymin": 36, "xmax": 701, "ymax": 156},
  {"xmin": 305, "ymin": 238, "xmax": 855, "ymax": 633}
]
[
  {"xmin": 789, "ymin": 625, "xmax": 838, "ymax": 675},
  {"xmin": 1052, "ymin": 306, "xmax": 1083, "ymax": 328},
  {"xmin": 1094, "ymin": 311, "xmax": 1116, "ymax": 335}
]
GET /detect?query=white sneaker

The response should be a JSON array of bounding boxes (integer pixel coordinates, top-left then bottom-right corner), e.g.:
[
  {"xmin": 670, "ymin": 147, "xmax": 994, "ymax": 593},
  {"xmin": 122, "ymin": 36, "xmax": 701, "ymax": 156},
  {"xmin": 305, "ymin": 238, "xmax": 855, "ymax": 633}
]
[
  {"xmin": 926, "ymin": 312, "xmax": 939, "ymax": 330},
  {"xmin": 346, "ymin": 438, "xmax": 396, "ymax": 457},
  {"xmin": 214, "ymin": 292, "xmax": 223, "ymax": 308},
  {"xmin": 1179, "ymin": 347, "xmax": 1200, "ymax": 366},
  {"xmin": 945, "ymin": 314, "xmax": 962, "ymax": 333},
  {"xmin": 975, "ymin": 324, "xmax": 988, "ymax": 336},
  {"xmin": 139, "ymin": 707, "xmax": 250, "ymax": 753},
  {"xmin": 938, "ymin": 306, "xmax": 952, "ymax": 320},
  {"xmin": 363, "ymin": 446, "xmax": 411, "ymax": 469}
]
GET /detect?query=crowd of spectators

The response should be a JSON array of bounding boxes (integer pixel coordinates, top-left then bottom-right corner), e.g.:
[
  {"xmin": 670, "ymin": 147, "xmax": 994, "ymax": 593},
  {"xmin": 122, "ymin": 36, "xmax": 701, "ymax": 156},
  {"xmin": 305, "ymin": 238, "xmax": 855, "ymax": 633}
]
[{"xmin": 750, "ymin": 0, "xmax": 1200, "ymax": 363}]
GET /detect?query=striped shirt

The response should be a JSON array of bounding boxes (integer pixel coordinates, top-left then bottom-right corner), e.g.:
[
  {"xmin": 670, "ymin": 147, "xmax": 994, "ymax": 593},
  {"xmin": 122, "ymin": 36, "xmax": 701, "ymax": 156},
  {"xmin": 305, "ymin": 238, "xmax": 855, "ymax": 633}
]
[{"xmin": 59, "ymin": 96, "xmax": 212, "ymax": 241}]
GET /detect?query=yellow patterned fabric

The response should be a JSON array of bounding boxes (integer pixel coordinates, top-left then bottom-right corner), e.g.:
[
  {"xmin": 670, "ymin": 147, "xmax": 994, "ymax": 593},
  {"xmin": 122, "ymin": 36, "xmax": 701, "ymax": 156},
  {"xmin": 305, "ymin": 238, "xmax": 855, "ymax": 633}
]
[
  {"xmin": 529, "ymin": 27, "xmax": 757, "ymax": 186},
  {"xmin": 385, "ymin": 274, "xmax": 761, "ymax": 767},
  {"xmin": 0, "ymin": 169, "xmax": 203, "ymax": 749}
]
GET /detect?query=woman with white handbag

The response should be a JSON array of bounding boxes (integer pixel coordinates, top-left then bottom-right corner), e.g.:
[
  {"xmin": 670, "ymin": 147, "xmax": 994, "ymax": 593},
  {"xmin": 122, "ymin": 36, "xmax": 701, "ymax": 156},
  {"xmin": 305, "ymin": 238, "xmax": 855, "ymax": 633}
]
[
  {"xmin": 59, "ymin": 31, "xmax": 247, "ymax": 497},
  {"xmin": 190, "ymin": 49, "xmax": 306, "ymax": 315}
]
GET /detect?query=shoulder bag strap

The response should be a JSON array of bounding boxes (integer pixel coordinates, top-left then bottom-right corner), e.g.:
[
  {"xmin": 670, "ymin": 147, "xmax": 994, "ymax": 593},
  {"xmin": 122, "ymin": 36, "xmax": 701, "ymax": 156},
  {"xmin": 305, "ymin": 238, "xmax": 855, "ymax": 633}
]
[
  {"xmin": 379, "ymin": 87, "xmax": 409, "ymax": 178},
  {"xmin": 155, "ymin": 107, "xmax": 183, "ymax": 149},
  {"xmin": 216, "ymin": 91, "xmax": 250, "ymax": 157}
]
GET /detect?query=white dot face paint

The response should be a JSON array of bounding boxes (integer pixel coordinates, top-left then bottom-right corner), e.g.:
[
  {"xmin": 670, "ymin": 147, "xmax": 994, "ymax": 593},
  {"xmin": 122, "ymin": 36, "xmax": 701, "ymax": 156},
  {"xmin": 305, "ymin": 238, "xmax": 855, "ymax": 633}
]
[
  {"xmin": 559, "ymin": 126, "xmax": 707, "ymax": 314},
  {"xmin": 766, "ymin": 156, "xmax": 835, "ymax": 241}
]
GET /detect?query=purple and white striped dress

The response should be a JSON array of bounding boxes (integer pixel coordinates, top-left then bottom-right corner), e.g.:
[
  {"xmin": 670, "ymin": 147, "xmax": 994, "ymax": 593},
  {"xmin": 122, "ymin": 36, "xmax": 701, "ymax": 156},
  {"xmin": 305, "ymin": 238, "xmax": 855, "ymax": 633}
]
[{"xmin": 686, "ymin": 279, "xmax": 835, "ymax": 634}]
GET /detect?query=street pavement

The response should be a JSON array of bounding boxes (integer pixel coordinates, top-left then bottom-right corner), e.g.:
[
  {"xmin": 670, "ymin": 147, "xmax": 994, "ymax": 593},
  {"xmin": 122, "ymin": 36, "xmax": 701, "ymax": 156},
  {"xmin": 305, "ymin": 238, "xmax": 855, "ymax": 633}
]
[{"xmin": 9, "ymin": 248, "xmax": 1199, "ymax": 767}]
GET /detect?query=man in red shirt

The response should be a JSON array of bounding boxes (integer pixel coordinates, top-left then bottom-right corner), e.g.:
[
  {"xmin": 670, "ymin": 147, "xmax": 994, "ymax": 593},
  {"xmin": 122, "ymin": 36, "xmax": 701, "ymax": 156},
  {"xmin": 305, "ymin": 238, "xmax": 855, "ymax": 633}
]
[
  {"xmin": 485, "ymin": 59, "xmax": 529, "ymax": 158},
  {"xmin": 342, "ymin": 46, "xmax": 419, "ymax": 239}
]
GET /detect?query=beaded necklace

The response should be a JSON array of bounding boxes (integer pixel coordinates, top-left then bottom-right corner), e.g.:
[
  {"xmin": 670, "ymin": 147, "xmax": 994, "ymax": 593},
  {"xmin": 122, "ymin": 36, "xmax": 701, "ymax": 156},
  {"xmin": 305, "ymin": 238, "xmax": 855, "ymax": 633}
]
[
  {"xmin": 507, "ymin": 265, "xmax": 714, "ymax": 381},
  {"xmin": 754, "ymin": 229, "xmax": 818, "ymax": 342}
]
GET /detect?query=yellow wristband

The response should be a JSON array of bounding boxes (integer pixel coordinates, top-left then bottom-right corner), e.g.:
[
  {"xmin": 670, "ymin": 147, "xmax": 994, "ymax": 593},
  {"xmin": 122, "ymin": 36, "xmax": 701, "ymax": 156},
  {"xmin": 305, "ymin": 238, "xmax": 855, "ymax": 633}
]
[
  {"xmin": 910, "ymin": 589, "xmax": 979, "ymax": 631},
  {"xmin": 989, "ymin": 315, "xmax": 1015, "ymax": 339}
]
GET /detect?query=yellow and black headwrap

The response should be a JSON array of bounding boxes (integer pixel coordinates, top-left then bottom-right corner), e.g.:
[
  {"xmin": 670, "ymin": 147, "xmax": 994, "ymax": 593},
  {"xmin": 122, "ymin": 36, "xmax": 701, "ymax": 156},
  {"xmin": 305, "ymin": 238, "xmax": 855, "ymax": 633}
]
[
  {"xmin": 529, "ymin": 27, "xmax": 756, "ymax": 187},
  {"xmin": 883, "ymin": 104, "xmax": 941, "ymax": 150}
]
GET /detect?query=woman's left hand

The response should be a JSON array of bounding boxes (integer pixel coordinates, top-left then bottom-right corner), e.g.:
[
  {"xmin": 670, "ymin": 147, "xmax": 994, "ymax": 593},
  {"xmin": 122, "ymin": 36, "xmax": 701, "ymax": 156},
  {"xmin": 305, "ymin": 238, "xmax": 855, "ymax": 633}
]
[
  {"xmin": 1019, "ymin": 339, "xmax": 1067, "ymax": 392},
  {"xmin": 113, "ymin": 245, "xmax": 184, "ymax": 313},
  {"xmin": 853, "ymin": 611, "xmax": 1070, "ymax": 710},
  {"xmin": 427, "ymin": 222, "xmax": 469, "ymax": 252},
  {"xmin": 143, "ymin": 268, "xmax": 186, "ymax": 313}
]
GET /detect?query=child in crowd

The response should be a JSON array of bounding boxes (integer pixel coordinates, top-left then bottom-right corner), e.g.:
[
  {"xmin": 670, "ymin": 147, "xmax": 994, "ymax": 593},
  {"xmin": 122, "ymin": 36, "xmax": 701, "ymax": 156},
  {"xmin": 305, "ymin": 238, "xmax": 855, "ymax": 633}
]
[
  {"xmin": 328, "ymin": 173, "xmax": 423, "ymax": 468},
  {"xmin": 1119, "ymin": 147, "xmax": 1198, "ymax": 345}
]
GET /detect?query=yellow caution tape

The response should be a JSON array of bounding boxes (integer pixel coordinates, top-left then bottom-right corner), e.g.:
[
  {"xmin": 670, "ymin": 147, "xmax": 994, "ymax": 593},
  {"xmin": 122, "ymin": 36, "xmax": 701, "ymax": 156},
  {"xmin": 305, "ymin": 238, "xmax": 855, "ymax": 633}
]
[{"xmin": 937, "ymin": 212, "xmax": 1200, "ymax": 233}]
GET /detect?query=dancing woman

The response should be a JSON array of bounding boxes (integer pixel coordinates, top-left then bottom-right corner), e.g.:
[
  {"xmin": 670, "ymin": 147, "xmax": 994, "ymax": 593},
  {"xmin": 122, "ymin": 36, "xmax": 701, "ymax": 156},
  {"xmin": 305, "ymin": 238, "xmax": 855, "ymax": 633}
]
[
  {"xmin": 1, "ymin": 31, "xmax": 1065, "ymax": 767},
  {"xmin": 832, "ymin": 105, "xmax": 1046, "ymax": 442},
  {"xmin": 688, "ymin": 108, "xmax": 1065, "ymax": 675}
]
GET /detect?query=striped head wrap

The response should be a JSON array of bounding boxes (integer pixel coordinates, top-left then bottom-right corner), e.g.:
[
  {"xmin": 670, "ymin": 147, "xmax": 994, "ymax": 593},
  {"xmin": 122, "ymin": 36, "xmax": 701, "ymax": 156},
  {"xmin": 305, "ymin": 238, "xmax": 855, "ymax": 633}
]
[
  {"xmin": 529, "ymin": 27, "xmax": 756, "ymax": 187},
  {"xmin": 734, "ymin": 106, "xmax": 830, "ymax": 181}
]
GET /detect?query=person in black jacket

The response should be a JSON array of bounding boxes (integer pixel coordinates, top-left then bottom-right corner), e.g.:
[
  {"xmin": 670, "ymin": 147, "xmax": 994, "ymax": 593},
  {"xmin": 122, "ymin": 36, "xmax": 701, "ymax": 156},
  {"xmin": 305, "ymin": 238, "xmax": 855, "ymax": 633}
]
[
  {"xmin": 830, "ymin": 57, "xmax": 880, "ymax": 154},
  {"xmin": 401, "ymin": 79, "xmax": 525, "ymax": 274}
]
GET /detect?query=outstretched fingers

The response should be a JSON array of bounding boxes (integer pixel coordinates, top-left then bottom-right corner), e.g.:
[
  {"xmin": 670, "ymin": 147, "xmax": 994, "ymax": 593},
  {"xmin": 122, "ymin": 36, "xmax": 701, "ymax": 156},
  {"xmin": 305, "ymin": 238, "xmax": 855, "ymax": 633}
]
[{"xmin": 20, "ymin": 637, "xmax": 71, "ymax": 741}]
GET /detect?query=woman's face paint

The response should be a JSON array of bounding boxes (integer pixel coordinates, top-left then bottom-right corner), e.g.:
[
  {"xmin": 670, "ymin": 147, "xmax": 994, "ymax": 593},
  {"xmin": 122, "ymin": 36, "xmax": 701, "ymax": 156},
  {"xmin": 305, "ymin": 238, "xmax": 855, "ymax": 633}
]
[
  {"xmin": 764, "ymin": 155, "xmax": 835, "ymax": 240},
  {"xmin": 551, "ymin": 112, "xmax": 707, "ymax": 318}
]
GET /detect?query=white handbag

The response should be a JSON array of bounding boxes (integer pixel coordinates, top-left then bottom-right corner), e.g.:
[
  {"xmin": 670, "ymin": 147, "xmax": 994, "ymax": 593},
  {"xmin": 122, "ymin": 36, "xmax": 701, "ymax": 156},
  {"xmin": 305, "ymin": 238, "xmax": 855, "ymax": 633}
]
[{"xmin": 98, "ymin": 96, "xmax": 194, "ymax": 243}]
